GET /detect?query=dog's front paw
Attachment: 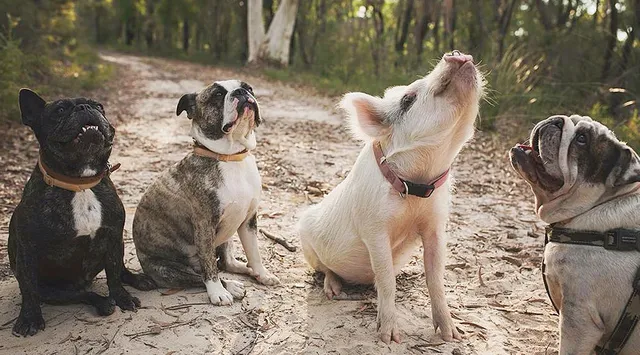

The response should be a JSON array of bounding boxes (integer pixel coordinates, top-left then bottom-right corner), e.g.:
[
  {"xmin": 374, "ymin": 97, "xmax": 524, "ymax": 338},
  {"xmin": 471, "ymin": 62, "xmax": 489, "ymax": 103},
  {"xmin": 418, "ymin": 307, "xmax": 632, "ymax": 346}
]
[
  {"xmin": 255, "ymin": 271, "xmax": 280, "ymax": 286},
  {"xmin": 206, "ymin": 279, "xmax": 234, "ymax": 306},
  {"xmin": 432, "ymin": 310, "xmax": 461, "ymax": 341},
  {"xmin": 92, "ymin": 296, "xmax": 116, "ymax": 316},
  {"xmin": 111, "ymin": 288, "xmax": 141, "ymax": 312},
  {"xmin": 222, "ymin": 280, "xmax": 246, "ymax": 299},
  {"xmin": 12, "ymin": 311, "xmax": 45, "ymax": 337}
]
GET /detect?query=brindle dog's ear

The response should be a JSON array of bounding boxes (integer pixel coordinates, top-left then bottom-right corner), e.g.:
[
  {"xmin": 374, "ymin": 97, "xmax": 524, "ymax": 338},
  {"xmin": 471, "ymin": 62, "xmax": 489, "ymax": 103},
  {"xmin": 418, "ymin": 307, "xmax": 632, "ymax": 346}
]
[
  {"xmin": 613, "ymin": 148, "xmax": 640, "ymax": 186},
  {"xmin": 19, "ymin": 88, "xmax": 46, "ymax": 128},
  {"xmin": 176, "ymin": 93, "xmax": 196, "ymax": 119}
]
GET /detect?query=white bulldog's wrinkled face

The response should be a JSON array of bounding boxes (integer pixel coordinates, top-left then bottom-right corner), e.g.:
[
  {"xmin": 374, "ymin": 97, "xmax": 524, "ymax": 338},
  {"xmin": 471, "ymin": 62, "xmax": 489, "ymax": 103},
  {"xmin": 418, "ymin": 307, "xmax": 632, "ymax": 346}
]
[
  {"xmin": 340, "ymin": 51, "xmax": 484, "ymax": 153},
  {"xmin": 510, "ymin": 115, "xmax": 640, "ymax": 223}
]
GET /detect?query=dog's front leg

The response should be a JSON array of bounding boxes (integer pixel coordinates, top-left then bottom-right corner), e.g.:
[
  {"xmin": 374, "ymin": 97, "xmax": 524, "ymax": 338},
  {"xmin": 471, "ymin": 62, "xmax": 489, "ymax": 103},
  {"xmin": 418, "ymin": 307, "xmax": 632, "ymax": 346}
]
[
  {"xmin": 196, "ymin": 223, "xmax": 243, "ymax": 305},
  {"xmin": 421, "ymin": 224, "xmax": 460, "ymax": 341},
  {"xmin": 363, "ymin": 234, "xmax": 401, "ymax": 344},
  {"xmin": 100, "ymin": 227, "xmax": 141, "ymax": 312},
  {"xmin": 12, "ymin": 241, "xmax": 45, "ymax": 336},
  {"xmin": 237, "ymin": 213, "xmax": 279, "ymax": 285}
]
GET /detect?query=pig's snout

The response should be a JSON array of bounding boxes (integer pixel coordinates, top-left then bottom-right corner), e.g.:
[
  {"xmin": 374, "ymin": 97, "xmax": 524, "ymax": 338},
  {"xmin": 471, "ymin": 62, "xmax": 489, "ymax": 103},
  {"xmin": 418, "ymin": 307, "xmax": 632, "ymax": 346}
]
[{"xmin": 444, "ymin": 50, "xmax": 473, "ymax": 65}]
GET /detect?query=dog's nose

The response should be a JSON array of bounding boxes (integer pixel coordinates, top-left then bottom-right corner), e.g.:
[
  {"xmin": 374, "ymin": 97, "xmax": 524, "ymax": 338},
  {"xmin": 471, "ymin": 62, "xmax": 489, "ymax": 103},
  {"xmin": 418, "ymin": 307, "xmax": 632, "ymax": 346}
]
[
  {"xmin": 444, "ymin": 50, "xmax": 473, "ymax": 64},
  {"xmin": 75, "ymin": 104, "xmax": 91, "ymax": 112}
]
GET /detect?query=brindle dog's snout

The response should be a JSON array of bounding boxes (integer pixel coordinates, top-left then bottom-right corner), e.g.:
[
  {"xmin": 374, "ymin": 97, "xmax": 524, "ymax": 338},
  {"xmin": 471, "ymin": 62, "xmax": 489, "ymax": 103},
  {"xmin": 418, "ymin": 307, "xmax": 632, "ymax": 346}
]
[{"xmin": 232, "ymin": 88, "xmax": 257, "ymax": 114}]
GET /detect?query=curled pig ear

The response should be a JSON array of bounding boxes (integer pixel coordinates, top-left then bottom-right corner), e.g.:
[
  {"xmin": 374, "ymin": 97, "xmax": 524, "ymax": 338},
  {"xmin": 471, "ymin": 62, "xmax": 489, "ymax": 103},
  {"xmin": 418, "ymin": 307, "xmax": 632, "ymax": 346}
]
[{"xmin": 340, "ymin": 92, "xmax": 390, "ymax": 141}]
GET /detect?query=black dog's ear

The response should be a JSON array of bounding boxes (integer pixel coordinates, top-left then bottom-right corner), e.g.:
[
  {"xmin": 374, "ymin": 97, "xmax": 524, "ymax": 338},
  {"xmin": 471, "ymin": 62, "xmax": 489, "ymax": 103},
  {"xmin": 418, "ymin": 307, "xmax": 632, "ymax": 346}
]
[
  {"xmin": 176, "ymin": 93, "xmax": 196, "ymax": 119},
  {"xmin": 613, "ymin": 148, "xmax": 640, "ymax": 186},
  {"xmin": 19, "ymin": 88, "xmax": 46, "ymax": 127}
]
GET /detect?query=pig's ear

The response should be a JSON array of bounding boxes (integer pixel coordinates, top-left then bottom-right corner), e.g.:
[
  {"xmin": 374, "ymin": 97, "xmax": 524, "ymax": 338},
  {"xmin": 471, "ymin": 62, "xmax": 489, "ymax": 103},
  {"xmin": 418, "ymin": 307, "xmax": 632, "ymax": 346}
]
[{"xmin": 340, "ymin": 92, "xmax": 390, "ymax": 141}]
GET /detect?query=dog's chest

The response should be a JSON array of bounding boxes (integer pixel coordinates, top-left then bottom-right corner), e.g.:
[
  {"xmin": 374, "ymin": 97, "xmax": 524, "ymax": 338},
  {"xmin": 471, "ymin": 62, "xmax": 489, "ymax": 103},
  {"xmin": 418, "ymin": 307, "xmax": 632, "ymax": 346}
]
[
  {"xmin": 217, "ymin": 157, "xmax": 261, "ymax": 223},
  {"xmin": 71, "ymin": 190, "xmax": 102, "ymax": 238}
]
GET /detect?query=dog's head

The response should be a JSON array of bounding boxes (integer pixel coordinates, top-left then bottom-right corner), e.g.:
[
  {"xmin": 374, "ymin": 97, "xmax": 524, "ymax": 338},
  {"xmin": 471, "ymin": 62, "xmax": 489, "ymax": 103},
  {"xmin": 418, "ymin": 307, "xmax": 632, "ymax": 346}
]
[
  {"xmin": 340, "ymin": 51, "xmax": 484, "ymax": 151},
  {"xmin": 176, "ymin": 80, "xmax": 261, "ymax": 151},
  {"xmin": 510, "ymin": 115, "xmax": 640, "ymax": 223},
  {"xmin": 19, "ymin": 89, "xmax": 116, "ymax": 176}
]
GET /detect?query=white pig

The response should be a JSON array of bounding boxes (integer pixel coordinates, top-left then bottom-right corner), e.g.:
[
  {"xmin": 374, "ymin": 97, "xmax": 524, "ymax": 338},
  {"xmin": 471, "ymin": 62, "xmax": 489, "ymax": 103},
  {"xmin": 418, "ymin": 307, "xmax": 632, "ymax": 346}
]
[{"xmin": 298, "ymin": 51, "xmax": 485, "ymax": 344}]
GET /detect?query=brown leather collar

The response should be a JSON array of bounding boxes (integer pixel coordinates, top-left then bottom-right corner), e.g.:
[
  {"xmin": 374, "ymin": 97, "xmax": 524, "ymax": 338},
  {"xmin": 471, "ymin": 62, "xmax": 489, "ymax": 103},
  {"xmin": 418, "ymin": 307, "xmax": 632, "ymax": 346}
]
[
  {"xmin": 38, "ymin": 155, "xmax": 120, "ymax": 192},
  {"xmin": 373, "ymin": 141, "xmax": 449, "ymax": 198},
  {"xmin": 193, "ymin": 142, "xmax": 250, "ymax": 162}
]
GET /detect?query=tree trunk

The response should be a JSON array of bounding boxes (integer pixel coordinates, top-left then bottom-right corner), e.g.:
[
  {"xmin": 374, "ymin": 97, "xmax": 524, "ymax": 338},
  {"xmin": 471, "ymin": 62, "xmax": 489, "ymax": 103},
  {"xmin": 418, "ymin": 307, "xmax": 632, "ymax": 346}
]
[
  {"xmin": 497, "ymin": 0, "xmax": 518, "ymax": 61},
  {"xmin": 248, "ymin": 0, "xmax": 300, "ymax": 66},
  {"xmin": 247, "ymin": 0, "xmax": 266, "ymax": 63},
  {"xmin": 601, "ymin": 0, "xmax": 618, "ymax": 81},
  {"xmin": 145, "ymin": 0, "xmax": 155, "ymax": 48},
  {"xmin": 125, "ymin": 16, "xmax": 135, "ymax": 46},
  {"xmin": 443, "ymin": 0, "xmax": 455, "ymax": 50},
  {"xmin": 414, "ymin": 0, "xmax": 431, "ymax": 62},
  {"xmin": 183, "ymin": 17, "xmax": 190, "ymax": 52},
  {"xmin": 395, "ymin": 0, "xmax": 414, "ymax": 53}
]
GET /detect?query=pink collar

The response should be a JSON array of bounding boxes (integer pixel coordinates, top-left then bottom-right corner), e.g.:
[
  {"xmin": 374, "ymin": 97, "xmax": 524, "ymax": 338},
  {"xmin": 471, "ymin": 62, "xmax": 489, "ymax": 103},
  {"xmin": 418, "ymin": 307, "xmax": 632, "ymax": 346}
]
[{"xmin": 373, "ymin": 141, "xmax": 450, "ymax": 198}]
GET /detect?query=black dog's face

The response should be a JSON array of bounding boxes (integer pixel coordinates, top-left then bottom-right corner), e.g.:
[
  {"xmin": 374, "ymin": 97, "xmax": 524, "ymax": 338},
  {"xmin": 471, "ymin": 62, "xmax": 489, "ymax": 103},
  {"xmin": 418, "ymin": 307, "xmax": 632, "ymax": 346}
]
[{"xmin": 19, "ymin": 89, "xmax": 115, "ymax": 175}]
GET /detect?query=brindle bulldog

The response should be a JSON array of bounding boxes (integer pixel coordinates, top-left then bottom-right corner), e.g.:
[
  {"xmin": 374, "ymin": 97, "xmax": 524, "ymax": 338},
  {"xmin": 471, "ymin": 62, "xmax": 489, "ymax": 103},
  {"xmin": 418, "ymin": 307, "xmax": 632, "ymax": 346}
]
[{"xmin": 510, "ymin": 115, "xmax": 640, "ymax": 354}]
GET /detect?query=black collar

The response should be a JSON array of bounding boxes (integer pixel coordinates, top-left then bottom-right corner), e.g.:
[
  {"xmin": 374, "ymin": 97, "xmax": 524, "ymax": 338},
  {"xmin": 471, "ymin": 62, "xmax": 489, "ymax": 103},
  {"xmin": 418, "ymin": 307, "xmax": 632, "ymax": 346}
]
[{"xmin": 545, "ymin": 225, "xmax": 640, "ymax": 251}]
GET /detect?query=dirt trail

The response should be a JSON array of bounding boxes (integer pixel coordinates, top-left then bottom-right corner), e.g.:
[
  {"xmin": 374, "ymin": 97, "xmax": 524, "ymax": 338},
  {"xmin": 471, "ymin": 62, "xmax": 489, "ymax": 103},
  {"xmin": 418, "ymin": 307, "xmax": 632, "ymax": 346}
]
[{"xmin": 0, "ymin": 53, "xmax": 558, "ymax": 354}]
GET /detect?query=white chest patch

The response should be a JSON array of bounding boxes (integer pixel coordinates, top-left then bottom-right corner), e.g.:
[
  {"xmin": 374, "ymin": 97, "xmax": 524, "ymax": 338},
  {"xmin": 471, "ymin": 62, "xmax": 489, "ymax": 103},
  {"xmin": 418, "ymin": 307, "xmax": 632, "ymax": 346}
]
[
  {"xmin": 72, "ymin": 190, "xmax": 102, "ymax": 238},
  {"xmin": 213, "ymin": 156, "xmax": 261, "ymax": 246}
]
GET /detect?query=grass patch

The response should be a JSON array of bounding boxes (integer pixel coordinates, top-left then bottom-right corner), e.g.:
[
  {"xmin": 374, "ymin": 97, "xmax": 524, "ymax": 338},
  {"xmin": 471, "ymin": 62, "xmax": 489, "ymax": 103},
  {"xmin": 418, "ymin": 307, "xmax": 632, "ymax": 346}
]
[{"xmin": 0, "ymin": 36, "xmax": 113, "ymax": 122}]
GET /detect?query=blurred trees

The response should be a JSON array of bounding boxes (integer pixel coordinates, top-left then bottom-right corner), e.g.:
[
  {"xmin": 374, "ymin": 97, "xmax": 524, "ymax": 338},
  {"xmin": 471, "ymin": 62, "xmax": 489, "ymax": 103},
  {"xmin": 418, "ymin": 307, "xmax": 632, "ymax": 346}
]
[{"xmin": 1, "ymin": 0, "xmax": 639, "ymax": 145}]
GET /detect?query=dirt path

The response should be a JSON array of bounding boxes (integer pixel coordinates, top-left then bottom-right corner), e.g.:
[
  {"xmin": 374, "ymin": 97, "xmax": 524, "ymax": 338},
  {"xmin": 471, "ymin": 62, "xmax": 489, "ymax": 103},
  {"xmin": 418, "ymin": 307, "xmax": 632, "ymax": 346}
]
[{"xmin": 0, "ymin": 53, "xmax": 558, "ymax": 354}]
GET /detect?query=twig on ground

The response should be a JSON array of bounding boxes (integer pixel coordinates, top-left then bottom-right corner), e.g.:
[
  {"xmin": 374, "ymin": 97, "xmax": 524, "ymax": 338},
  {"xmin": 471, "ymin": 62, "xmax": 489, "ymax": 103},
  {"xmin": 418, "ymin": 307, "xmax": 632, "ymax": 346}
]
[
  {"xmin": 125, "ymin": 315, "xmax": 202, "ymax": 340},
  {"xmin": 164, "ymin": 302, "xmax": 210, "ymax": 311},
  {"xmin": 0, "ymin": 316, "xmax": 17, "ymax": 328},
  {"xmin": 96, "ymin": 321, "xmax": 123, "ymax": 354},
  {"xmin": 478, "ymin": 265, "xmax": 486, "ymax": 287},
  {"xmin": 259, "ymin": 228, "xmax": 297, "ymax": 252}
]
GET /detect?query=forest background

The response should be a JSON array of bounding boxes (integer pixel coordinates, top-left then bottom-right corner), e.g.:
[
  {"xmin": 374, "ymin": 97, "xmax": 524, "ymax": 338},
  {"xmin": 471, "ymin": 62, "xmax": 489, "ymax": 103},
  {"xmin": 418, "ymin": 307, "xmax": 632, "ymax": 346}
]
[{"xmin": 1, "ymin": 0, "xmax": 638, "ymax": 146}]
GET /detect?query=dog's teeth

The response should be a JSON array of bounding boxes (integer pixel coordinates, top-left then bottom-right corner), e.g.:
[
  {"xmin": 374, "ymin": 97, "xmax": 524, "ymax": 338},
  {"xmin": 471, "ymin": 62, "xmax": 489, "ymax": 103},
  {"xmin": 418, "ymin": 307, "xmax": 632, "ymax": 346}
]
[{"xmin": 82, "ymin": 127, "xmax": 87, "ymax": 132}]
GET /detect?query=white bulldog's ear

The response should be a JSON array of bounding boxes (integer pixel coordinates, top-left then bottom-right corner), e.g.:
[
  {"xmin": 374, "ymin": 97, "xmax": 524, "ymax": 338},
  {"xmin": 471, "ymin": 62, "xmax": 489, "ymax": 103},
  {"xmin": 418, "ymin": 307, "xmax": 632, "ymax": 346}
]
[
  {"xmin": 613, "ymin": 148, "xmax": 640, "ymax": 186},
  {"xmin": 340, "ymin": 92, "xmax": 390, "ymax": 141}
]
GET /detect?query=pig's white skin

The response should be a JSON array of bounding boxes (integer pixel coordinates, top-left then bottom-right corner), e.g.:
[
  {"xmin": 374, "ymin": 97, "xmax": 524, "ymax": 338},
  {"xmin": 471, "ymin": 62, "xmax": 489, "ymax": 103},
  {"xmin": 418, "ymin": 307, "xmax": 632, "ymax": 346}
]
[{"xmin": 298, "ymin": 54, "xmax": 484, "ymax": 344}]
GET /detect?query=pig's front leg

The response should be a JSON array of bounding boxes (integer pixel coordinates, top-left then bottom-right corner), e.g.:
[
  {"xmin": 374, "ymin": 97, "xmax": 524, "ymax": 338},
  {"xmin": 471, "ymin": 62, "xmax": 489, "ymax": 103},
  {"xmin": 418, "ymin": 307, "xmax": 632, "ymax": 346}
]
[
  {"xmin": 363, "ymin": 233, "xmax": 401, "ymax": 344},
  {"xmin": 421, "ymin": 223, "xmax": 460, "ymax": 341}
]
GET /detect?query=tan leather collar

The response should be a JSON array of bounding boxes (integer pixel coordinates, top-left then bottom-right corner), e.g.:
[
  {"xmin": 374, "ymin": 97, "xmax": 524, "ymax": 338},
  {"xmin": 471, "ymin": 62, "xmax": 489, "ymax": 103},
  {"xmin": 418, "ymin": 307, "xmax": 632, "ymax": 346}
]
[
  {"xmin": 38, "ymin": 155, "xmax": 120, "ymax": 192},
  {"xmin": 193, "ymin": 142, "xmax": 250, "ymax": 162}
]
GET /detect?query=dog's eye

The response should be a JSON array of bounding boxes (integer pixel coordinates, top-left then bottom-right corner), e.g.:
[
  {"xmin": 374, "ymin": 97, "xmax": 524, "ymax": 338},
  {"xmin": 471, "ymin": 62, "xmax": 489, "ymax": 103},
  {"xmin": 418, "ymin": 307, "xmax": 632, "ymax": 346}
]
[
  {"xmin": 56, "ymin": 107, "xmax": 65, "ymax": 114},
  {"xmin": 576, "ymin": 133, "xmax": 588, "ymax": 145},
  {"xmin": 246, "ymin": 86, "xmax": 254, "ymax": 93},
  {"xmin": 215, "ymin": 91, "xmax": 224, "ymax": 97},
  {"xmin": 95, "ymin": 103, "xmax": 104, "ymax": 112}
]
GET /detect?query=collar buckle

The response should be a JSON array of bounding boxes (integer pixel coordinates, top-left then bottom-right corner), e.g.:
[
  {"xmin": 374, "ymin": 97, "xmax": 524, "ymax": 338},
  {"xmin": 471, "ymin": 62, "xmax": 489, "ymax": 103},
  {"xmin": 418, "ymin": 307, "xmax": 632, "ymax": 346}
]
[
  {"xmin": 399, "ymin": 180, "xmax": 408, "ymax": 198},
  {"xmin": 604, "ymin": 231, "xmax": 620, "ymax": 250}
]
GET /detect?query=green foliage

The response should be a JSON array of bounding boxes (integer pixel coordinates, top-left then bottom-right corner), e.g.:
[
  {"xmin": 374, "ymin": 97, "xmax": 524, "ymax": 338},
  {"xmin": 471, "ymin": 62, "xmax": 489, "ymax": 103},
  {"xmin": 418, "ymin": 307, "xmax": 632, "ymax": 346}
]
[
  {"xmin": 1, "ymin": 0, "xmax": 639, "ymax": 150},
  {"xmin": 0, "ymin": 3, "xmax": 113, "ymax": 122}
]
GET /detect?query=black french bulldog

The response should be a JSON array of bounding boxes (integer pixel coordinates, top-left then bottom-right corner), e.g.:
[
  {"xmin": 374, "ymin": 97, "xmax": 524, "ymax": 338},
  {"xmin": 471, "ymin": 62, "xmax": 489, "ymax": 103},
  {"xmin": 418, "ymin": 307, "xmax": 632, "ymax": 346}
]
[{"xmin": 7, "ymin": 89, "xmax": 155, "ymax": 337}]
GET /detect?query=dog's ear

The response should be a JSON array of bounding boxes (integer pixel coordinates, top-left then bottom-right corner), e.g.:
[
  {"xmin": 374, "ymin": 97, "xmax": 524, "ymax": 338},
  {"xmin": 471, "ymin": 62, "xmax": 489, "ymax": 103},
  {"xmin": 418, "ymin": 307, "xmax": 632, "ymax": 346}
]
[
  {"xmin": 340, "ymin": 92, "xmax": 390, "ymax": 141},
  {"xmin": 612, "ymin": 148, "xmax": 640, "ymax": 186},
  {"xmin": 176, "ymin": 93, "xmax": 197, "ymax": 119},
  {"xmin": 19, "ymin": 88, "xmax": 46, "ymax": 128}
]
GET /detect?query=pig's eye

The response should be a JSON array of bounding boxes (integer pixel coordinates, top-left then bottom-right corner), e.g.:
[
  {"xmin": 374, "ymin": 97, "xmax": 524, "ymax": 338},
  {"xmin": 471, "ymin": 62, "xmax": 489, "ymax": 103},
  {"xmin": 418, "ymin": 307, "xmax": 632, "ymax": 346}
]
[{"xmin": 400, "ymin": 93, "xmax": 416, "ymax": 112}]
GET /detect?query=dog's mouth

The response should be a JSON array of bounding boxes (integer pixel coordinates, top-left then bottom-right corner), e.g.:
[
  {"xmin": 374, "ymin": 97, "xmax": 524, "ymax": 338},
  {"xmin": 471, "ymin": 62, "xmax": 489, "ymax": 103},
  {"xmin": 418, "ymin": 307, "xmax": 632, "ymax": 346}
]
[
  {"xmin": 510, "ymin": 138, "xmax": 563, "ymax": 192},
  {"xmin": 71, "ymin": 124, "xmax": 109, "ymax": 147},
  {"xmin": 222, "ymin": 98, "xmax": 259, "ymax": 134}
]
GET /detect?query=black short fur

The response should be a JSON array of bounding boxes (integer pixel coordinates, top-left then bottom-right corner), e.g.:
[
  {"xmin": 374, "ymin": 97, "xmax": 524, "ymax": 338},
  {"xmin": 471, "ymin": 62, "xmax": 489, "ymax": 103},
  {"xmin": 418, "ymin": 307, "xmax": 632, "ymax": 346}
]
[{"xmin": 8, "ymin": 89, "xmax": 155, "ymax": 337}]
